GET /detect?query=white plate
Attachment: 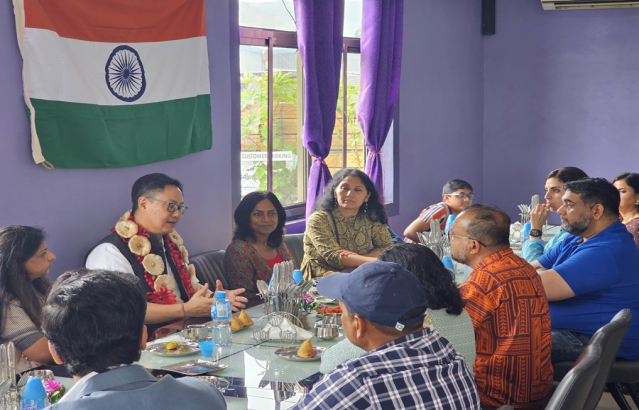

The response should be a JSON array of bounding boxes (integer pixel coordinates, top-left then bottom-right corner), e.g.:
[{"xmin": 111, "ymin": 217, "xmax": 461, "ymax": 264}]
[
  {"xmin": 147, "ymin": 342, "xmax": 200, "ymax": 357},
  {"xmin": 315, "ymin": 297, "xmax": 337, "ymax": 305},
  {"xmin": 274, "ymin": 346, "xmax": 326, "ymax": 361}
]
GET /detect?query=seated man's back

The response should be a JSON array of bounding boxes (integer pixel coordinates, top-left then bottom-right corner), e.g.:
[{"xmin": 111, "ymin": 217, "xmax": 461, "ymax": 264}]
[
  {"xmin": 50, "ymin": 365, "xmax": 224, "ymax": 410},
  {"xmin": 42, "ymin": 269, "xmax": 225, "ymax": 410},
  {"xmin": 452, "ymin": 205, "xmax": 553, "ymax": 408}
]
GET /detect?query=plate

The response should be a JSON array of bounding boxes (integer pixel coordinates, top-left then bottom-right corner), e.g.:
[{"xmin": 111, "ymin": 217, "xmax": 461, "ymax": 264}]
[
  {"xmin": 161, "ymin": 359, "xmax": 229, "ymax": 375},
  {"xmin": 274, "ymin": 346, "xmax": 326, "ymax": 361},
  {"xmin": 315, "ymin": 297, "xmax": 337, "ymax": 305},
  {"xmin": 147, "ymin": 341, "xmax": 200, "ymax": 357},
  {"xmin": 232, "ymin": 324, "xmax": 254, "ymax": 332}
]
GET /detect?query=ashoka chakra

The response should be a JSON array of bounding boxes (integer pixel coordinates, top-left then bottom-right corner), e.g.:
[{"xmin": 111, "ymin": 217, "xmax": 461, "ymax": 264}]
[{"xmin": 105, "ymin": 45, "xmax": 146, "ymax": 102}]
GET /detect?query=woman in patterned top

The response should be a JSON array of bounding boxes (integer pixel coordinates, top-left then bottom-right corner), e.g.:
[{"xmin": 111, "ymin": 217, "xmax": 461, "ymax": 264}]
[
  {"xmin": 224, "ymin": 191, "xmax": 293, "ymax": 306},
  {"xmin": 301, "ymin": 168, "xmax": 393, "ymax": 279},
  {"xmin": 0, "ymin": 225, "xmax": 56, "ymax": 371},
  {"xmin": 614, "ymin": 172, "xmax": 639, "ymax": 247}
]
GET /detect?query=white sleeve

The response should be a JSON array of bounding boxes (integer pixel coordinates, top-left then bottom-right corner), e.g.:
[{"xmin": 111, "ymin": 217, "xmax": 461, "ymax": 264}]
[{"xmin": 85, "ymin": 243, "xmax": 135, "ymax": 275}]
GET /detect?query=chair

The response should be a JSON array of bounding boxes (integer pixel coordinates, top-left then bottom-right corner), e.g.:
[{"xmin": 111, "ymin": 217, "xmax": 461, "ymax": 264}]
[
  {"xmin": 553, "ymin": 309, "xmax": 632, "ymax": 410},
  {"xmin": 545, "ymin": 343, "xmax": 602, "ymax": 410},
  {"xmin": 496, "ymin": 343, "xmax": 601, "ymax": 410},
  {"xmin": 190, "ymin": 250, "xmax": 228, "ymax": 290},
  {"xmin": 283, "ymin": 233, "xmax": 305, "ymax": 268}
]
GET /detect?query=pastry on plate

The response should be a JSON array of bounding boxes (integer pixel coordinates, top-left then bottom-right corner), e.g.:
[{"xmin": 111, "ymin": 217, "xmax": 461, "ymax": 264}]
[
  {"xmin": 230, "ymin": 315, "xmax": 245, "ymax": 331},
  {"xmin": 297, "ymin": 339, "xmax": 316, "ymax": 358},
  {"xmin": 238, "ymin": 309, "xmax": 254, "ymax": 327}
]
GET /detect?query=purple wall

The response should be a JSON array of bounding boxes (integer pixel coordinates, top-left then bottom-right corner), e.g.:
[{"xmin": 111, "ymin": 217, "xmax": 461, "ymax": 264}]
[
  {"xmin": 484, "ymin": 1, "xmax": 639, "ymax": 222},
  {"xmin": 0, "ymin": 1, "xmax": 238, "ymax": 277},
  {"xmin": 388, "ymin": 0, "xmax": 484, "ymax": 234}
]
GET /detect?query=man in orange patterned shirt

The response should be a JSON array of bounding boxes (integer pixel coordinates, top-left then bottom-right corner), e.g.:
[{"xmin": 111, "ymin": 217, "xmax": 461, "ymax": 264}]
[{"xmin": 451, "ymin": 204, "xmax": 553, "ymax": 409}]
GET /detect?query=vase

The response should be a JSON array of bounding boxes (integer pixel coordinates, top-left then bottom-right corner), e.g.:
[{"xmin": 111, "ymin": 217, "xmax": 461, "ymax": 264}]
[{"xmin": 301, "ymin": 312, "xmax": 317, "ymax": 330}]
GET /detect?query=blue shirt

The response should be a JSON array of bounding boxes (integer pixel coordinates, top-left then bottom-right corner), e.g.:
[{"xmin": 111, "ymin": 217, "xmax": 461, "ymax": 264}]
[
  {"xmin": 292, "ymin": 328, "xmax": 480, "ymax": 410},
  {"xmin": 522, "ymin": 229, "xmax": 570, "ymax": 263},
  {"xmin": 538, "ymin": 220, "xmax": 639, "ymax": 359}
]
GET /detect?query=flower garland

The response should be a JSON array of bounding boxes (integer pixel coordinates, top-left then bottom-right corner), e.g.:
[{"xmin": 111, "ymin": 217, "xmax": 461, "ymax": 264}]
[{"xmin": 113, "ymin": 211, "xmax": 201, "ymax": 304}]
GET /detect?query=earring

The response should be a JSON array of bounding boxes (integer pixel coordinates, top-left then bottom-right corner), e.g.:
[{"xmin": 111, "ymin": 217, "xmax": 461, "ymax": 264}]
[
  {"xmin": 364, "ymin": 201, "xmax": 368, "ymax": 213},
  {"xmin": 334, "ymin": 198, "xmax": 338, "ymax": 207}
]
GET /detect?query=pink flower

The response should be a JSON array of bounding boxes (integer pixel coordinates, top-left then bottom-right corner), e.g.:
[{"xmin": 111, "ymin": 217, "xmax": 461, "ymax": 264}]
[{"xmin": 43, "ymin": 380, "xmax": 62, "ymax": 394}]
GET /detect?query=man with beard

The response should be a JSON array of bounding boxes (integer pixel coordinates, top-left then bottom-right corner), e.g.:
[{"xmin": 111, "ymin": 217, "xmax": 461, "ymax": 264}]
[
  {"xmin": 532, "ymin": 178, "xmax": 639, "ymax": 363},
  {"xmin": 450, "ymin": 204, "xmax": 553, "ymax": 409}
]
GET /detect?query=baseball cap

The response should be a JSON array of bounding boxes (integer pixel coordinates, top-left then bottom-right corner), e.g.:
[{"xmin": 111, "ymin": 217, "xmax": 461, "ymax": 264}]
[{"xmin": 316, "ymin": 261, "xmax": 428, "ymax": 331}]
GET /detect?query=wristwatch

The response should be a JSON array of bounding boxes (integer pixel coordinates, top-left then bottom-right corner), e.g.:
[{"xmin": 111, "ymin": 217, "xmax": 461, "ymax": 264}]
[{"xmin": 530, "ymin": 229, "xmax": 542, "ymax": 238}]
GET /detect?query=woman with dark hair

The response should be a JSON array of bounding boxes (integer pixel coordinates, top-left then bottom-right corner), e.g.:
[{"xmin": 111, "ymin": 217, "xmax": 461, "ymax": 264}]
[
  {"xmin": 224, "ymin": 191, "xmax": 293, "ymax": 306},
  {"xmin": 319, "ymin": 243, "xmax": 475, "ymax": 374},
  {"xmin": 613, "ymin": 172, "xmax": 639, "ymax": 247},
  {"xmin": 301, "ymin": 168, "xmax": 393, "ymax": 279},
  {"xmin": 0, "ymin": 225, "xmax": 56, "ymax": 371},
  {"xmin": 523, "ymin": 166, "xmax": 588, "ymax": 262}
]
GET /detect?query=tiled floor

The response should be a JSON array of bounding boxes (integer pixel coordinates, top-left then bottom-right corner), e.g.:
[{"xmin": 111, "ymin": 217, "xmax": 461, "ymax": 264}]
[{"xmin": 597, "ymin": 392, "xmax": 638, "ymax": 410}]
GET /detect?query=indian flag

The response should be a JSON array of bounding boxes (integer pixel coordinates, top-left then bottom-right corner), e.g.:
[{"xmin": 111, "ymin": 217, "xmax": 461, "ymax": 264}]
[{"xmin": 13, "ymin": 0, "xmax": 212, "ymax": 168}]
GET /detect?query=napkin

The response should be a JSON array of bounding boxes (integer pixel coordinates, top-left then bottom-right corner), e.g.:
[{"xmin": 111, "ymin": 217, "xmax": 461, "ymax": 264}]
[{"xmin": 262, "ymin": 318, "xmax": 314, "ymax": 341}]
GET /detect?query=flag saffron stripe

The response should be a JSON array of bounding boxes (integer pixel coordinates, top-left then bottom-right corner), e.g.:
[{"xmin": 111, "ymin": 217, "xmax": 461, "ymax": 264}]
[{"xmin": 24, "ymin": 0, "xmax": 206, "ymax": 43}]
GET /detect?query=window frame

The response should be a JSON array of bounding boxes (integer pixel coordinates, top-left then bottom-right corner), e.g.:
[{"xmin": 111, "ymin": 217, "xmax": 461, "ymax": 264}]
[{"xmin": 237, "ymin": 26, "xmax": 399, "ymax": 221}]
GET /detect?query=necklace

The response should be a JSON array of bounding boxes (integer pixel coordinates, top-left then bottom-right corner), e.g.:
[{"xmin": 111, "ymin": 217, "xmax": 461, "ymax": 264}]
[{"xmin": 113, "ymin": 211, "xmax": 199, "ymax": 304}]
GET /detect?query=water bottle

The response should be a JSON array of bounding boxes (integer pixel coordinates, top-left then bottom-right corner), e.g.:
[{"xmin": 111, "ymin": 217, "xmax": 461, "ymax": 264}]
[
  {"xmin": 444, "ymin": 215, "xmax": 456, "ymax": 235},
  {"xmin": 21, "ymin": 377, "xmax": 48, "ymax": 410},
  {"xmin": 212, "ymin": 291, "xmax": 232, "ymax": 346},
  {"xmin": 521, "ymin": 223, "xmax": 531, "ymax": 244}
]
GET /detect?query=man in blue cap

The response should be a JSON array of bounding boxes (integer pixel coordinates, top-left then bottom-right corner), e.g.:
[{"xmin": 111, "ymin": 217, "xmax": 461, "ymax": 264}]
[{"xmin": 292, "ymin": 261, "xmax": 480, "ymax": 410}]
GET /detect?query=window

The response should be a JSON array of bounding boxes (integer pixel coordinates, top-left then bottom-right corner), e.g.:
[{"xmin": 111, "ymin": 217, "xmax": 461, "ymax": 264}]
[{"xmin": 238, "ymin": 0, "xmax": 397, "ymax": 217}]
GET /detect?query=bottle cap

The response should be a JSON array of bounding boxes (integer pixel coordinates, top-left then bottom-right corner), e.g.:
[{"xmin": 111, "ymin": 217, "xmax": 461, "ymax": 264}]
[
  {"xmin": 215, "ymin": 291, "xmax": 227, "ymax": 299},
  {"xmin": 23, "ymin": 376, "xmax": 47, "ymax": 399},
  {"xmin": 522, "ymin": 222, "xmax": 531, "ymax": 234},
  {"xmin": 293, "ymin": 270, "xmax": 303, "ymax": 284}
]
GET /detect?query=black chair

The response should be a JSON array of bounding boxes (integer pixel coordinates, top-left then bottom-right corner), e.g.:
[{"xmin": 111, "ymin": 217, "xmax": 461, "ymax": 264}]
[
  {"xmin": 553, "ymin": 309, "xmax": 632, "ymax": 410},
  {"xmin": 283, "ymin": 232, "xmax": 305, "ymax": 268},
  {"xmin": 545, "ymin": 343, "xmax": 602, "ymax": 410},
  {"xmin": 495, "ymin": 343, "xmax": 602, "ymax": 410},
  {"xmin": 190, "ymin": 250, "xmax": 228, "ymax": 290}
]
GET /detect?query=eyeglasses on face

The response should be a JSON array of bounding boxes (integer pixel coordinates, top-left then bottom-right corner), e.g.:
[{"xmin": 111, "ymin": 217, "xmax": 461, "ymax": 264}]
[
  {"xmin": 146, "ymin": 197, "xmax": 188, "ymax": 215},
  {"xmin": 448, "ymin": 193, "xmax": 475, "ymax": 200},
  {"xmin": 447, "ymin": 231, "xmax": 486, "ymax": 247}
]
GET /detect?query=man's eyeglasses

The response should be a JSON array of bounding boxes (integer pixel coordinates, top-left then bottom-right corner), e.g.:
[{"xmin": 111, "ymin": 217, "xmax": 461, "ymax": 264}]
[
  {"xmin": 146, "ymin": 197, "xmax": 188, "ymax": 215},
  {"xmin": 447, "ymin": 231, "xmax": 486, "ymax": 247},
  {"xmin": 448, "ymin": 193, "xmax": 475, "ymax": 200}
]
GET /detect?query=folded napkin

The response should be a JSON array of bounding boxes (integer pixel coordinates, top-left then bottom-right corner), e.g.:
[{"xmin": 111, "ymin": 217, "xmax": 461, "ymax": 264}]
[{"xmin": 262, "ymin": 318, "xmax": 314, "ymax": 341}]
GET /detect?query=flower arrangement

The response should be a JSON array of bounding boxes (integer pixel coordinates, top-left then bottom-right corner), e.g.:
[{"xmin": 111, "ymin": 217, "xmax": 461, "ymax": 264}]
[
  {"xmin": 43, "ymin": 380, "xmax": 66, "ymax": 404},
  {"xmin": 296, "ymin": 294, "xmax": 324, "ymax": 314}
]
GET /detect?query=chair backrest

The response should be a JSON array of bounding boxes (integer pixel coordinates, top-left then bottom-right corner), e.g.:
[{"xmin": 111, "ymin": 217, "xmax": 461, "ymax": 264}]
[
  {"xmin": 283, "ymin": 233, "xmax": 305, "ymax": 268},
  {"xmin": 546, "ymin": 343, "xmax": 602, "ymax": 410},
  {"xmin": 582, "ymin": 308, "xmax": 632, "ymax": 410},
  {"xmin": 190, "ymin": 250, "xmax": 228, "ymax": 290}
]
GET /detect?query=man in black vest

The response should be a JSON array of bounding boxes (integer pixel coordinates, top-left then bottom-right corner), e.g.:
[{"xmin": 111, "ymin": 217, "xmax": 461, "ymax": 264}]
[{"xmin": 86, "ymin": 173, "xmax": 246, "ymax": 336}]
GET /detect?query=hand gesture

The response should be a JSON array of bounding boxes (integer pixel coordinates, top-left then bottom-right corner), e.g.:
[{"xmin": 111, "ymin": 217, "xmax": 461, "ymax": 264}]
[
  {"xmin": 530, "ymin": 204, "xmax": 550, "ymax": 230},
  {"xmin": 216, "ymin": 280, "xmax": 247, "ymax": 312},
  {"xmin": 184, "ymin": 283, "xmax": 213, "ymax": 317}
]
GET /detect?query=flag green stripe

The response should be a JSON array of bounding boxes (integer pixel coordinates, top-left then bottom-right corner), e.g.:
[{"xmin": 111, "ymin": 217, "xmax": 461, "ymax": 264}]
[{"xmin": 28, "ymin": 96, "xmax": 212, "ymax": 168}]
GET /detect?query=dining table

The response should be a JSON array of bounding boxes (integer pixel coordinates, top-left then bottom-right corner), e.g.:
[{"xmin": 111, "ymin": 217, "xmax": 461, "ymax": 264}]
[{"xmin": 136, "ymin": 304, "xmax": 340, "ymax": 410}]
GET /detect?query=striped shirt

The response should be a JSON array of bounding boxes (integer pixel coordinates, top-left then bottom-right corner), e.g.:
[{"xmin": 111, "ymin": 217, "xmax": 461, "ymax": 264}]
[
  {"xmin": 1, "ymin": 299, "xmax": 44, "ymax": 372},
  {"xmin": 292, "ymin": 328, "xmax": 480, "ymax": 410}
]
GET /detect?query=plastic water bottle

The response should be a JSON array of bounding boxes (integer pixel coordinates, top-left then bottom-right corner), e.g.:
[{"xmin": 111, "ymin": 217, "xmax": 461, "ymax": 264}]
[
  {"xmin": 521, "ymin": 222, "xmax": 531, "ymax": 244},
  {"xmin": 21, "ymin": 377, "xmax": 48, "ymax": 410},
  {"xmin": 444, "ymin": 215, "xmax": 456, "ymax": 235},
  {"xmin": 212, "ymin": 291, "xmax": 232, "ymax": 346}
]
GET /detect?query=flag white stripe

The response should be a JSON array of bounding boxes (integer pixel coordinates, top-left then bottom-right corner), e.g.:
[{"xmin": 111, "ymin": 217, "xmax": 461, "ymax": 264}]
[{"xmin": 23, "ymin": 28, "xmax": 210, "ymax": 106}]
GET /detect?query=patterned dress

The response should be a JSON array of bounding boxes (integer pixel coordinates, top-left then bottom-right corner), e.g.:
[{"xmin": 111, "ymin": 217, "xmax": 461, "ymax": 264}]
[
  {"xmin": 300, "ymin": 209, "xmax": 393, "ymax": 279},
  {"xmin": 623, "ymin": 217, "xmax": 639, "ymax": 247},
  {"xmin": 460, "ymin": 249, "xmax": 553, "ymax": 409},
  {"xmin": 223, "ymin": 239, "xmax": 293, "ymax": 306}
]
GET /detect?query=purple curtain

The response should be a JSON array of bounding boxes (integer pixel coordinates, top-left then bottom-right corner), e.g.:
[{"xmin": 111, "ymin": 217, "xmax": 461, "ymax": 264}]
[
  {"xmin": 357, "ymin": 0, "xmax": 404, "ymax": 204},
  {"xmin": 294, "ymin": 0, "xmax": 344, "ymax": 218}
]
